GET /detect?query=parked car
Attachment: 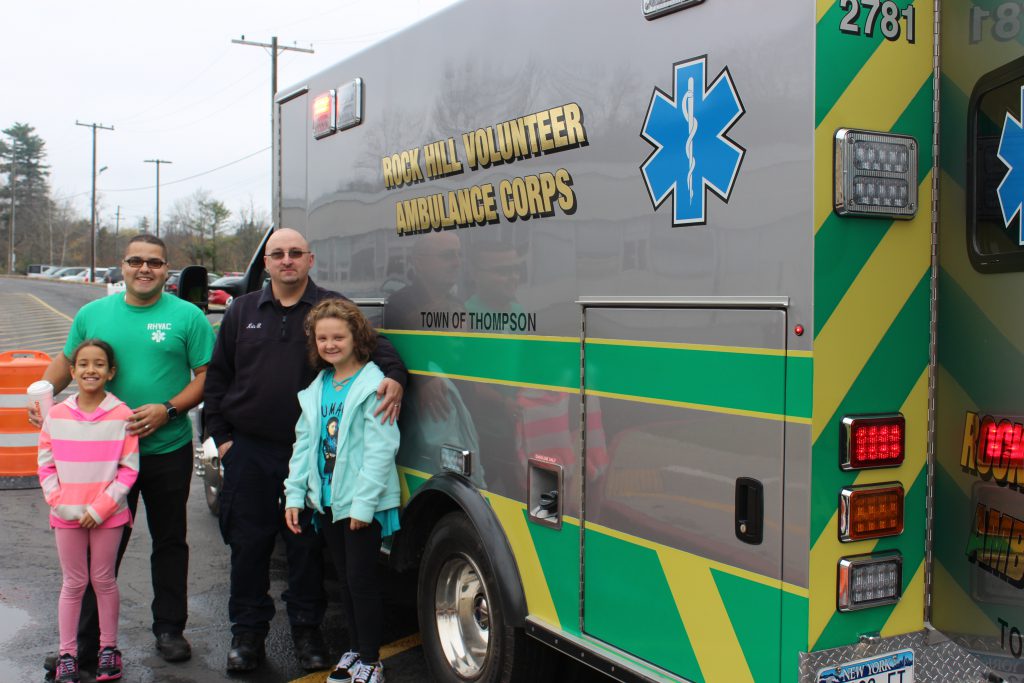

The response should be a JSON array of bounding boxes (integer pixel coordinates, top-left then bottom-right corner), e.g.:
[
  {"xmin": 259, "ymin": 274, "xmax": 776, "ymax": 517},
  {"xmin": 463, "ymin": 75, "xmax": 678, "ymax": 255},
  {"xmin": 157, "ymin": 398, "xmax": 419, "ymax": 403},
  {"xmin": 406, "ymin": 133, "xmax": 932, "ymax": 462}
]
[
  {"xmin": 56, "ymin": 267, "xmax": 90, "ymax": 281},
  {"xmin": 62, "ymin": 267, "xmax": 107, "ymax": 283},
  {"xmin": 163, "ymin": 270, "xmax": 184, "ymax": 294},
  {"xmin": 26, "ymin": 264, "xmax": 57, "ymax": 278},
  {"xmin": 103, "ymin": 266, "xmax": 123, "ymax": 284},
  {"xmin": 47, "ymin": 266, "xmax": 83, "ymax": 279},
  {"xmin": 208, "ymin": 275, "xmax": 244, "ymax": 309}
]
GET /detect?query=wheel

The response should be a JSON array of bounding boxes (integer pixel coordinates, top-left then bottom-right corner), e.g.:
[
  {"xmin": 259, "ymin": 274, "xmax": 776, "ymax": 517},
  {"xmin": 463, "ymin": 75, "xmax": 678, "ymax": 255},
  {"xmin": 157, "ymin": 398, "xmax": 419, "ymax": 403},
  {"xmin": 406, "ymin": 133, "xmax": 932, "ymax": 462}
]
[
  {"xmin": 418, "ymin": 512, "xmax": 550, "ymax": 683},
  {"xmin": 200, "ymin": 437, "xmax": 222, "ymax": 516},
  {"xmin": 204, "ymin": 477, "xmax": 221, "ymax": 516}
]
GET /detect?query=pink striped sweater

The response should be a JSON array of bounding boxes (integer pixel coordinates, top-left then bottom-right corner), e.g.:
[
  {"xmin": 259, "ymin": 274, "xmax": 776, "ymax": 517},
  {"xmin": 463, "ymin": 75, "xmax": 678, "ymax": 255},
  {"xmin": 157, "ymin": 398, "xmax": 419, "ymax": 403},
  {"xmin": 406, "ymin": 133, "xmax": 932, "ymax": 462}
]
[{"xmin": 37, "ymin": 393, "xmax": 140, "ymax": 529}]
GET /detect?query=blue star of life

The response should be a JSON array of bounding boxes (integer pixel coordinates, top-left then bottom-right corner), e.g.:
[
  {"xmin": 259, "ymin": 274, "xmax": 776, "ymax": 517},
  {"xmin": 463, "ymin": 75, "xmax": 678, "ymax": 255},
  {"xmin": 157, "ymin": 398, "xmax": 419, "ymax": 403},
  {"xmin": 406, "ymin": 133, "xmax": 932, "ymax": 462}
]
[
  {"xmin": 641, "ymin": 56, "xmax": 745, "ymax": 226},
  {"xmin": 997, "ymin": 85, "xmax": 1024, "ymax": 245}
]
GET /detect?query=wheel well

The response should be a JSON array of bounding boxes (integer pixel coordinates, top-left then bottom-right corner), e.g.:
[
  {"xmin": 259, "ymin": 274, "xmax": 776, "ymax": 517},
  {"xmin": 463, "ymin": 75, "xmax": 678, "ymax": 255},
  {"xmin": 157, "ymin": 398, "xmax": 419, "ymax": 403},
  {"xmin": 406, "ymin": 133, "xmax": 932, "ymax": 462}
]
[{"xmin": 390, "ymin": 473, "xmax": 528, "ymax": 626}]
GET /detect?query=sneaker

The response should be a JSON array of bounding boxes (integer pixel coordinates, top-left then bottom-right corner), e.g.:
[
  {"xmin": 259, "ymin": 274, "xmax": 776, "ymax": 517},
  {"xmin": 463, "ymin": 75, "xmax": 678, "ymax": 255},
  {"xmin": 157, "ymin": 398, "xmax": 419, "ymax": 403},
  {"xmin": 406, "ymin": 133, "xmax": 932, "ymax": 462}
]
[
  {"xmin": 55, "ymin": 653, "xmax": 79, "ymax": 683},
  {"xmin": 95, "ymin": 646, "xmax": 123, "ymax": 681},
  {"xmin": 327, "ymin": 651, "xmax": 361, "ymax": 683},
  {"xmin": 353, "ymin": 660, "xmax": 385, "ymax": 683}
]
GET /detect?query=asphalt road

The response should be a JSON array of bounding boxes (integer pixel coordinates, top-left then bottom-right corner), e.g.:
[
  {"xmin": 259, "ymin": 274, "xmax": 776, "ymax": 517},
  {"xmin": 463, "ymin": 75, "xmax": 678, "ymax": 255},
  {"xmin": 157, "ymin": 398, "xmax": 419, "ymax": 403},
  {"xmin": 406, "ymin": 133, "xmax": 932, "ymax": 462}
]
[{"xmin": 0, "ymin": 277, "xmax": 608, "ymax": 683}]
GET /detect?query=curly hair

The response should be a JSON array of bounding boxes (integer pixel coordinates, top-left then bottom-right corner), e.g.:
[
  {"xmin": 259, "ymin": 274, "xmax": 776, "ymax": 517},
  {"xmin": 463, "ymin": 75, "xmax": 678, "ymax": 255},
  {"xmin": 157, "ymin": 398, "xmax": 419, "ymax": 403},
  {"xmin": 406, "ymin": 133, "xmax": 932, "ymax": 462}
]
[{"xmin": 305, "ymin": 298, "xmax": 377, "ymax": 369}]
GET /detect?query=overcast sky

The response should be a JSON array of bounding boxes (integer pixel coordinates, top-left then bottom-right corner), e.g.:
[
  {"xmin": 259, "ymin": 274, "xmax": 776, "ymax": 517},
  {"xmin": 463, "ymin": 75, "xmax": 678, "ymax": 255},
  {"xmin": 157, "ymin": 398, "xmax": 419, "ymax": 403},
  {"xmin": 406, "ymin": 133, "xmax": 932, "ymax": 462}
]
[{"xmin": 2, "ymin": 0, "xmax": 459, "ymax": 231}]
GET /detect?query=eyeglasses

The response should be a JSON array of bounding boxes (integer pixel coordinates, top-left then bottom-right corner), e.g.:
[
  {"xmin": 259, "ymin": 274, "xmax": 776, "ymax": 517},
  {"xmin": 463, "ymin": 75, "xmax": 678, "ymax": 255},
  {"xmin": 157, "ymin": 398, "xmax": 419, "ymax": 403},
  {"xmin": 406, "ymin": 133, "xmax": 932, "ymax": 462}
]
[
  {"xmin": 124, "ymin": 257, "xmax": 167, "ymax": 269},
  {"xmin": 266, "ymin": 249, "xmax": 311, "ymax": 261}
]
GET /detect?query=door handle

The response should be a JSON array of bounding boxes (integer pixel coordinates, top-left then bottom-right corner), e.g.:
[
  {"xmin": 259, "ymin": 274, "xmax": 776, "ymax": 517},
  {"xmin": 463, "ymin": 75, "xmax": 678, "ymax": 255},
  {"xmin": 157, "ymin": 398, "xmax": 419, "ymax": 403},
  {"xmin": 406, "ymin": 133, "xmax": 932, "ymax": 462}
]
[{"xmin": 735, "ymin": 477, "xmax": 764, "ymax": 545}]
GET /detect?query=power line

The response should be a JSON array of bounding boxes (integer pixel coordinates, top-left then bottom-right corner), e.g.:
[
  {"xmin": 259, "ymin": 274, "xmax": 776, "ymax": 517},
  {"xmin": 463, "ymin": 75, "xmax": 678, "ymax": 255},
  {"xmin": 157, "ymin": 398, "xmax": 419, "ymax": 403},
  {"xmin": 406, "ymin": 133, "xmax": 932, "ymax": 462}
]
[{"xmin": 69, "ymin": 146, "xmax": 270, "ymax": 196}]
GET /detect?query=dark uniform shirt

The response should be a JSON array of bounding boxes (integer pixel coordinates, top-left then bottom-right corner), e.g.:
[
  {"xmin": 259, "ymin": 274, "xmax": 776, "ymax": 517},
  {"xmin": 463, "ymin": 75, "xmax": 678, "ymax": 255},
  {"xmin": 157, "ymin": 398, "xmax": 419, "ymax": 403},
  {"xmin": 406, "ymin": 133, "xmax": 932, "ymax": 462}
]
[{"xmin": 203, "ymin": 278, "xmax": 407, "ymax": 447}]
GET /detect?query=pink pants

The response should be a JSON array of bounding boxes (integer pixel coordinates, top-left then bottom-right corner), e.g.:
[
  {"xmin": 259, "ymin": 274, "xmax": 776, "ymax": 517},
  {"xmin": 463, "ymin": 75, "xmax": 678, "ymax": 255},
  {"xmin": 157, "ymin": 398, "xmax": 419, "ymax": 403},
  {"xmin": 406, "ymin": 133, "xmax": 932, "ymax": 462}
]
[{"xmin": 54, "ymin": 526, "xmax": 123, "ymax": 655}]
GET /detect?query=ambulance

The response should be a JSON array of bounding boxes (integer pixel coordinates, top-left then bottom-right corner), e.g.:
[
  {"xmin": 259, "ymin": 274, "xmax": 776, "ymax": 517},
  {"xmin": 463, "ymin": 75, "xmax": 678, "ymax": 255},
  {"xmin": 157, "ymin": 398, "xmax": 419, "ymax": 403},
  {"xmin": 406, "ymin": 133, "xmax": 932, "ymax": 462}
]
[{"xmin": 250, "ymin": 0, "xmax": 1024, "ymax": 680}]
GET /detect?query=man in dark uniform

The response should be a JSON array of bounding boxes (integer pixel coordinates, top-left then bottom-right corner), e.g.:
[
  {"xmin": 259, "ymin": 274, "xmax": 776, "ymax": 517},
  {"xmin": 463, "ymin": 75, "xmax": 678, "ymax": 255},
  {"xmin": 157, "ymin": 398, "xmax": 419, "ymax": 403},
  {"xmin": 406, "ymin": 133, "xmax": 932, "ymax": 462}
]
[{"xmin": 203, "ymin": 228, "xmax": 406, "ymax": 673}]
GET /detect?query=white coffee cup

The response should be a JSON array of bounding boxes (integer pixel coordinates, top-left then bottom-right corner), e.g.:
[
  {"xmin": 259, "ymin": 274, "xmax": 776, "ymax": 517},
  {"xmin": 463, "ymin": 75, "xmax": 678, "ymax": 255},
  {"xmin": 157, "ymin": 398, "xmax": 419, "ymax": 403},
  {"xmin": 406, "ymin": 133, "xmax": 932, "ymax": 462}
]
[{"xmin": 26, "ymin": 380, "xmax": 54, "ymax": 423}]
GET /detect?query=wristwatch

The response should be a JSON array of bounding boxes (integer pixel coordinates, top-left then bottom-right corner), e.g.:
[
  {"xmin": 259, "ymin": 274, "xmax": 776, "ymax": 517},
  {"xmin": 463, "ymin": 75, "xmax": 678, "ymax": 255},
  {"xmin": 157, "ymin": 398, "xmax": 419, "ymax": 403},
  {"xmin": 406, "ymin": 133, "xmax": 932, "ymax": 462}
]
[{"xmin": 163, "ymin": 401, "xmax": 179, "ymax": 420}]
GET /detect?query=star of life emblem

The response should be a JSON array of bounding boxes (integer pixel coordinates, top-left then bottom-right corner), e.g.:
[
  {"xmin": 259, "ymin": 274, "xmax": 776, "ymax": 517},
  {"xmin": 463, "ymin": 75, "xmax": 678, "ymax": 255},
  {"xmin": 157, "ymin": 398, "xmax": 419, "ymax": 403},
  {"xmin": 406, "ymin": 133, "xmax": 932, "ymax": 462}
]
[
  {"xmin": 997, "ymin": 85, "xmax": 1024, "ymax": 244},
  {"xmin": 641, "ymin": 55, "xmax": 745, "ymax": 226},
  {"xmin": 151, "ymin": 330, "xmax": 166, "ymax": 343}
]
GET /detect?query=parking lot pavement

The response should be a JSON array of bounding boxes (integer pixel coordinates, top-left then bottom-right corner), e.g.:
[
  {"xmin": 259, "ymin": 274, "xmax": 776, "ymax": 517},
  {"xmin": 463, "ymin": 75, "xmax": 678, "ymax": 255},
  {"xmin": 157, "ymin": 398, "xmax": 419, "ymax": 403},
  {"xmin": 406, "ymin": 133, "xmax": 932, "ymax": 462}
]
[{"xmin": 0, "ymin": 472, "xmax": 431, "ymax": 683}]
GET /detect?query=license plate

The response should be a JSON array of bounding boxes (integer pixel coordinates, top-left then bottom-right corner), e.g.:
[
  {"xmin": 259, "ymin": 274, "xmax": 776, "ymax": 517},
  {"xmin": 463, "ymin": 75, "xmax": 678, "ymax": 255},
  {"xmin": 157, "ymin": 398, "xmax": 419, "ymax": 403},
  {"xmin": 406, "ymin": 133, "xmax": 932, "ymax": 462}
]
[{"xmin": 816, "ymin": 649, "xmax": 915, "ymax": 683}]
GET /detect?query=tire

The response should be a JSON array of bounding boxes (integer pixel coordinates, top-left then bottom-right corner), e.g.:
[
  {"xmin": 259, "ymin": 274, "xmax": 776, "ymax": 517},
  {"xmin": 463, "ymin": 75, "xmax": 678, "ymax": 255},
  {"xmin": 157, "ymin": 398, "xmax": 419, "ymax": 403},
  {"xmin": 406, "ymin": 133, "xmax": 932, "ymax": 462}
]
[{"xmin": 418, "ymin": 512, "xmax": 550, "ymax": 683}]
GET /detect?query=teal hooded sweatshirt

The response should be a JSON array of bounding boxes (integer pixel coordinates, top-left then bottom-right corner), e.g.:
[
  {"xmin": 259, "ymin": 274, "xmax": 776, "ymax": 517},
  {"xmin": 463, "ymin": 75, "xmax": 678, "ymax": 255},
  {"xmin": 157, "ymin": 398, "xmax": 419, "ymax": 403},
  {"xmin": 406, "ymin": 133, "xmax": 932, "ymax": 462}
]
[{"xmin": 284, "ymin": 361, "xmax": 401, "ymax": 523}]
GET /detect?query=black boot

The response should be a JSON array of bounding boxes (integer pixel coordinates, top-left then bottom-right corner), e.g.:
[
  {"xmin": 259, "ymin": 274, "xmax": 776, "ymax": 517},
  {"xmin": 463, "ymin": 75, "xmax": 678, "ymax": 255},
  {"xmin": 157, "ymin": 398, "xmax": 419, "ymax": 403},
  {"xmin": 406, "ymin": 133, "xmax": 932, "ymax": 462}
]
[
  {"xmin": 292, "ymin": 625, "xmax": 329, "ymax": 671},
  {"xmin": 226, "ymin": 632, "xmax": 265, "ymax": 673}
]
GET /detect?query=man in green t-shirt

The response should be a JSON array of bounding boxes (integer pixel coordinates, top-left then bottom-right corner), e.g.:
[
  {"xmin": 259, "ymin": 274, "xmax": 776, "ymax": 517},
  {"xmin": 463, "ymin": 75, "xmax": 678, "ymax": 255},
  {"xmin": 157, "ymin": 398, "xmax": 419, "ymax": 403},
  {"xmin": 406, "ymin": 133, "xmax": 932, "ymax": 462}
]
[{"xmin": 32, "ymin": 235, "xmax": 214, "ymax": 671}]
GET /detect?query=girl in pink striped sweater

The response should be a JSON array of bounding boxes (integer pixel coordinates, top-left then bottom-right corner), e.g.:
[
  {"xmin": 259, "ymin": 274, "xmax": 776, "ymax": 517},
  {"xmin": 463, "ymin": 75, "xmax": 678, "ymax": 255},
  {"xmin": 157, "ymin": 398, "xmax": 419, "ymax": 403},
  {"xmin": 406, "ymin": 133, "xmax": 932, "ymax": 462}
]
[{"xmin": 38, "ymin": 339, "xmax": 139, "ymax": 683}]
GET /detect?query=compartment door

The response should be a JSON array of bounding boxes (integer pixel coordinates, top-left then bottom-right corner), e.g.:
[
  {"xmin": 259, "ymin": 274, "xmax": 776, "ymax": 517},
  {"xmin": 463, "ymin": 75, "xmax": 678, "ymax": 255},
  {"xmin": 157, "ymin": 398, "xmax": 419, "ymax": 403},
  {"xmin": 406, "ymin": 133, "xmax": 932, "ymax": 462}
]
[{"xmin": 582, "ymin": 307, "xmax": 786, "ymax": 682}]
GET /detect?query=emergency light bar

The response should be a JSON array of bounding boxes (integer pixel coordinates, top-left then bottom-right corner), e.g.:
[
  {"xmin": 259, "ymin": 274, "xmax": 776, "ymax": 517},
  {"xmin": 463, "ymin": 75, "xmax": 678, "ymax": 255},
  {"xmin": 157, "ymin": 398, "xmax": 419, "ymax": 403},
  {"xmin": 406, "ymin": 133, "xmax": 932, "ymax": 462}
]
[
  {"xmin": 312, "ymin": 90, "xmax": 337, "ymax": 140},
  {"xmin": 838, "ymin": 483, "xmax": 904, "ymax": 542},
  {"xmin": 840, "ymin": 414, "xmax": 905, "ymax": 470},
  {"xmin": 837, "ymin": 552, "xmax": 903, "ymax": 611},
  {"xmin": 834, "ymin": 129, "xmax": 918, "ymax": 220}
]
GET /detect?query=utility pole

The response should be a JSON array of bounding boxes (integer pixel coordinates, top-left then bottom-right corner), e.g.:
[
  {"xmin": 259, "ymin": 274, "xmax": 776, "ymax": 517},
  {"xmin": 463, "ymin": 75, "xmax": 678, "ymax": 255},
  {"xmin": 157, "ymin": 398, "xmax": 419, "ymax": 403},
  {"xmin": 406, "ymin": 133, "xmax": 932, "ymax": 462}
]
[
  {"xmin": 144, "ymin": 159, "xmax": 172, "ymax": 237},
  {"xmin": 6, "ymin": 149, "xmax": 15, "ymax": 275},
  {"xmin": 231, "ymin": 35, "xmax": 313, "ymax": 146},
  {"xmin": 76, "ymin": 121, "xmax": 114, "ymax": 282},
  {"xmin": 114, "ymin": 205, "xmax": 121, "ymax": 256}
]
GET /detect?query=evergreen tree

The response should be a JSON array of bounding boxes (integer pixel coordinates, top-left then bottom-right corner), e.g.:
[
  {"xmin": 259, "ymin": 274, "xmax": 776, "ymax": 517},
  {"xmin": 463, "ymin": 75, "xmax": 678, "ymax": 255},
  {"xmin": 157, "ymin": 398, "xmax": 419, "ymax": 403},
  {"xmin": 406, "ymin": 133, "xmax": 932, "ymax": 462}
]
[{"xmin": 0, "ymin": 123, "xmax": 53, "ymax": 271}]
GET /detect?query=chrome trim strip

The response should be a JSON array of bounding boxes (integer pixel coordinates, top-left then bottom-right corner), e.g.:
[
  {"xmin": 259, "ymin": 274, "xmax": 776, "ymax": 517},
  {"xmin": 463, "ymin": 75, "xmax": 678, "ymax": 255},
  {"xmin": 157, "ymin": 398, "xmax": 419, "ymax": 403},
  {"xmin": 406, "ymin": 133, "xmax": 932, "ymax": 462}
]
[
  {"xmin": 276, "ymin": 85, "xmax": 309, "ymax": 105},
  {"xmin": 526, "ymin": 617, "xmax": 690, "ymax": 683},
  {"xmin": 350, "ymin": 298, "xmax": 388, "ymax": 306}
]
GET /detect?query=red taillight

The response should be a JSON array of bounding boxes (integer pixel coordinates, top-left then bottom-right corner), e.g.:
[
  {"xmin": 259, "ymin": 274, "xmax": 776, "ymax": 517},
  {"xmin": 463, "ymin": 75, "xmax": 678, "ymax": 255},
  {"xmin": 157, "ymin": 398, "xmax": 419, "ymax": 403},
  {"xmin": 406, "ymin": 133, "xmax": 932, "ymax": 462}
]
[
  {"xmin": 840, "ymin": 414, "xmax": 905, "ymax": 470},
  {"xmin": 839, "ymin": 483, "xmax": 904, "ymax": 542}
]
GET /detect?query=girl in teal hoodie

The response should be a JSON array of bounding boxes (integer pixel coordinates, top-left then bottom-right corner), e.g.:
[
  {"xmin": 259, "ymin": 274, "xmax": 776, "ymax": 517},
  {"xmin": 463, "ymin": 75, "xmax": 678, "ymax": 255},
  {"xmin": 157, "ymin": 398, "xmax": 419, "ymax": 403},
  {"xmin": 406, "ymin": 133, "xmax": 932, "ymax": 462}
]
[{"xmin": 284, "ymin": 299, "xmax": 400, "ymax": 683}]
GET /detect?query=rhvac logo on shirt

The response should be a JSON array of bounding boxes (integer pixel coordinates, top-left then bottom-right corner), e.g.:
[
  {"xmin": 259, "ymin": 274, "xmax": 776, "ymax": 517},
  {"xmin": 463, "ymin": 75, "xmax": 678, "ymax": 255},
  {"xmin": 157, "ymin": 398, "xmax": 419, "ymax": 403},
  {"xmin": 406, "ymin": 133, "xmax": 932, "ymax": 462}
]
[
  {"xmin": 147, "ymin": 322, "xmax": 171, "ymax": 343},
  {"xmin": 640, "ymin": 55, "xmax": 745, "ymax": 227},
  {"xmin": 997, "ymin": 85, "xmax": 1024, "ymax": 244}
]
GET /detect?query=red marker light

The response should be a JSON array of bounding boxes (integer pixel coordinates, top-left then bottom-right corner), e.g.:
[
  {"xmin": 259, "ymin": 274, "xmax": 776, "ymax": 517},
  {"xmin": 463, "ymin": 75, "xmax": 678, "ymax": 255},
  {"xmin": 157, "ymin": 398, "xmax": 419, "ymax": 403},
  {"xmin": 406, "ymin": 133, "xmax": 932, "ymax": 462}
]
[{"xmin": 840, "ymin": 414, "xmax": 905, "ymax": 470}]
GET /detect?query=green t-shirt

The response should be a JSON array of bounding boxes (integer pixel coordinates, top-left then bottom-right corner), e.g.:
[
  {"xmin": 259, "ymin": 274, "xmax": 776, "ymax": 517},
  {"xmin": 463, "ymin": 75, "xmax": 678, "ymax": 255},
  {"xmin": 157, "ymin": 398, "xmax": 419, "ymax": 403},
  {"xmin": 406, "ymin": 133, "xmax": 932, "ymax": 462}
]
[{"xmin": 64, "ymin": 293, "xmax": 215, "ymax": 455}]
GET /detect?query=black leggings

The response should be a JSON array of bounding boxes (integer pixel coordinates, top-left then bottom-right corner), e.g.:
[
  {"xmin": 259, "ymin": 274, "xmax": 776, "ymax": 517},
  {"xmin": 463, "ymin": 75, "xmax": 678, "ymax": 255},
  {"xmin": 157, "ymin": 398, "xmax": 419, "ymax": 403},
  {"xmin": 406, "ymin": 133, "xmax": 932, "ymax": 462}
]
[{"xmin": 319, "ymin": 509, "xmax": 384, "ymax": 661}]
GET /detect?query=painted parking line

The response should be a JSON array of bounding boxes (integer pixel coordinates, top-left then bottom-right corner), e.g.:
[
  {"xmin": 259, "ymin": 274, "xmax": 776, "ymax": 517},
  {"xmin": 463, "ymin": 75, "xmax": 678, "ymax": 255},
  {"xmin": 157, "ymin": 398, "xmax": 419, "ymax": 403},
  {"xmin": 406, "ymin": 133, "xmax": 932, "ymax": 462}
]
[
  {"xmin": 287, "ymin": 633, "xmax": 422, "ymax": 683},
  {"xmin": 0, "ymin": 293, "xmax": 72, "ymax": 359}
]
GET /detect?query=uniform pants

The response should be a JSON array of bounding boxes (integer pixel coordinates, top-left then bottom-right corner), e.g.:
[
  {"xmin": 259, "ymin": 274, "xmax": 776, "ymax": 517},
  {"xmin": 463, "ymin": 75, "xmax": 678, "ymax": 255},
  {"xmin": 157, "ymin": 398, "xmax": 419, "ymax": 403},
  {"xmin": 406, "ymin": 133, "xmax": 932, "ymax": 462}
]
[{"xmin": 219, "ymin": 432, "xmax": 325, "ymax": 637}]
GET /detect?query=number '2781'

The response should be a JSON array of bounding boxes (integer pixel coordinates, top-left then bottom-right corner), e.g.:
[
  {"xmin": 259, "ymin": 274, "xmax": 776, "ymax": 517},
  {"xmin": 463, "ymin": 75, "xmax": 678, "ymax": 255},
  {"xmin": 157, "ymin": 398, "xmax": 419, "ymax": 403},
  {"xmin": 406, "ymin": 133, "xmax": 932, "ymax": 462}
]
[{"xmin": 839, "ymin": 0, "xmax": 917, "ymax": 43}]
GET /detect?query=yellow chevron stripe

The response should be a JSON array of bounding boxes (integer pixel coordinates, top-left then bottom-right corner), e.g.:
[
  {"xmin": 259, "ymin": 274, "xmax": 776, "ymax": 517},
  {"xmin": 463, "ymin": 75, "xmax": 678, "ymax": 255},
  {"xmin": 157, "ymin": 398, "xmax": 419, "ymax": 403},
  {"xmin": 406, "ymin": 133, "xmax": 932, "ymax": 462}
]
[
  {"xmin": 817, "ymin": 0, "xmax": 834, "ymax": 23},
  {"xmin": 483, "ymin": 493, "xmax": 562, "ymax": 628},
  {"xmin": 933, "ymin": 366, "xmax": 978, "ymax": 501},
  {"xmin": 814, "ymin": 19, "xmax": 934, "ymax": 233},
  {"xmin": 809, "ymin": 369, "xmax": 929, "ymax": 645},
  {"xmin": 881, "ymin": 558, "xmax": 925, "ymax": 637},
  {"xmin": 587, "ymin": 520, "xmax": 808, "ymax": 597},
  {"xmin": 812, "ymin": 173, "xmax": 932, "ymax": 442},
  {"xmin": 942, "ymin": 2, "xmax": 1022, "ymax": 95},
  {"xmin": 399, "ymin": 469, "xmax": 563, "ymax": 626},
  {"xmin": 932, "ymin": 560, "xmax": 1000, "ymax": 637},
  {"xmin": 939, "ymin": 173, "xmax": 1024, "ymax": 356},
  {"xmin": 658, "ymin": 549, "xmax": 755, "ymax": 683}
]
